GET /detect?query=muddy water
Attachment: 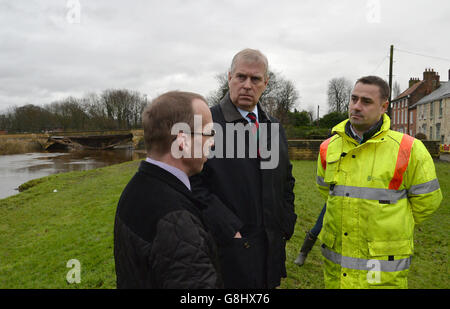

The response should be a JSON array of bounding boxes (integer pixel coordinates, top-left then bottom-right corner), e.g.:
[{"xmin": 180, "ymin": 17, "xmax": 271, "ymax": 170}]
[{"xmin": 0, "ymin": 149, "xmax": 146, "ymax": 199}]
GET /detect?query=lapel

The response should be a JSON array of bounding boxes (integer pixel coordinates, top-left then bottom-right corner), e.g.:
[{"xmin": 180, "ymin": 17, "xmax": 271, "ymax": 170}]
[{"xmin": 219, "ymin": 92, "xmax": 245, "ymax": 123}]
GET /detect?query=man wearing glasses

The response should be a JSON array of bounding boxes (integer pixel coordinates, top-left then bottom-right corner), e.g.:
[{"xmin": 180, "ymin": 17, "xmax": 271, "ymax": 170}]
[{"xmin": 114, "ymin": 91, "xmax": 222, "ymax": 288}]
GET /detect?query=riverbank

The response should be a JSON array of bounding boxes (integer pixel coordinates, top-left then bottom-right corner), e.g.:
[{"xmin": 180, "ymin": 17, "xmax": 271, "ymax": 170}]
[
  {"xmin": 0, "ymin": 135, "xmax": 46, "ymax": 155},
  {"xmin": 0, "ymin": 149, "xmax": 146, "ymax": 199},
  {"xmin": 0, "ymin": 160, "xmax": 448, "ymax": 288},
  {"xmin": 0, "ymin": 130, "xmax": 144, "ymax": 155}
]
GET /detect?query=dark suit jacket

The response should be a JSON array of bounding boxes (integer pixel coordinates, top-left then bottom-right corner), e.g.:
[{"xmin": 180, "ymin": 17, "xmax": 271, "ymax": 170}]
[
  {"xmin": 190, "ymin": 93, "xmax": 297, "ymax": 288},
  {"xmin": 114, "ymin": 161, "xmax": 222, "ymax": 288}
]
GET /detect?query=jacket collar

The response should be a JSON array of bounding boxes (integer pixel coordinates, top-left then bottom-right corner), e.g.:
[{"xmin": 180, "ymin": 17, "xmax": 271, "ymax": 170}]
[
  {"xmin": 219, "ymin": 91, "xmax": 271, "ymax": 123},
  {"xmin": 138, "ymin": 160, "xmax": 206, "ymax": 211},
  {"xmin": 333, "ymin": 113, "xmax": 391, "ymax": 143}
]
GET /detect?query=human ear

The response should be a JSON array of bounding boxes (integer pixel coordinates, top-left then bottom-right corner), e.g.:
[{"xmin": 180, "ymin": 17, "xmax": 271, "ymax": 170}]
[{"xmin": 381, "ymin": 100, "xmax": 389, "ymax": 112}]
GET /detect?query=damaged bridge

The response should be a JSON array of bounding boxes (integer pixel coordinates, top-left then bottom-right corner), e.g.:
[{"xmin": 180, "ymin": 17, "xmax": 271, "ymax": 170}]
[{"xmin": 45, "ymin": 132, "xmax": 133, "ymax": 151}]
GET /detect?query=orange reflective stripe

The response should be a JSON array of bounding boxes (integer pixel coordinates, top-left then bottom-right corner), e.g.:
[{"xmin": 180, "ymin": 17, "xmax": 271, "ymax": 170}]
[
  {"xmin": 320, "ymin": 137, "xmax": 333, "ymax": 170},
  {"xmin": 389, "ymin": 134, "xmax": 415, "ymax": 190}
]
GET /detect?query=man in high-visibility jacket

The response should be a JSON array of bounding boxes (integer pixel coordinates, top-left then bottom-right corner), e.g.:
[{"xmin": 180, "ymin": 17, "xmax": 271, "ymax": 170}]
[{"xmin": 317, "ymin": 75, "xmax": 442, "ymax": 289}]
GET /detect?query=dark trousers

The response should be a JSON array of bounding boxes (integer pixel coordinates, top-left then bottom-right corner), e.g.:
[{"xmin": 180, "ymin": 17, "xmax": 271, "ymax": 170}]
[{"xmin": 310, "ymin": 203, "xmax": 326, "ymax": 237}]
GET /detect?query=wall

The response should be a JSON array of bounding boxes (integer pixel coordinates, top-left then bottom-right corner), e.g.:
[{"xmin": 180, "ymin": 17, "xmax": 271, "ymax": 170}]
[
  {"xmin": 416, "ymin": 97, "xmax": 449, "ymax": 144},
  {"xmin": 288, "ymin": 140, "xmax": 322, "ymax": 160},
  {"xmin": 287, "ymin": 138, "xmax": 442, "ymax": 161},
  {"xmin": 443, "ymin": 98, "xmax": 450, "ymax": 145}
]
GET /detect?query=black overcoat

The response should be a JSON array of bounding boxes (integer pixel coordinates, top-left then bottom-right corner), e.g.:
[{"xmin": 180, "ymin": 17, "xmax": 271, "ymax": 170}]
[
  {"xmin": 114, "ymin": 161, "xmax": 222, "ymax": 288},
  {"xmin": 190, "ymin": 93, "xmax": 297, "ymax": 288}
]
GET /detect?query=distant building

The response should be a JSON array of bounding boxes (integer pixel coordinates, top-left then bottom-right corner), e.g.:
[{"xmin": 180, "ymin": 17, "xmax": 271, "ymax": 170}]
[
  {"xmin": 391, "ymin": 68, "xmax": 442, "ymax": 137},
  {"xmin": 412, "ymin": 75, "xmax": 450, "ymax": 144}
]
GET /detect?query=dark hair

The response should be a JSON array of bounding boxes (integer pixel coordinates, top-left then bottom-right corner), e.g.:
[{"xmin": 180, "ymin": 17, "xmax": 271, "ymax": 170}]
[
  {"xmin": 356, "ymin": 76, "xmax": 390, "ymax": 101},
  {"xmin": 142, "ymin": 91, "xmax": 206, "ymax": 155}
]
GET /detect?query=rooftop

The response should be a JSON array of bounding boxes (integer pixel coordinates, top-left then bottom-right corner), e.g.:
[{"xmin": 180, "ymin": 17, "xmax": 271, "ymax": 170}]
[
  {"xmin": 411, "ymin": 81, "xmax": 450, "ymax": 107},
  {"xmin": 392, "ymin": 81, "xmax": 424, "ymax": 101}
]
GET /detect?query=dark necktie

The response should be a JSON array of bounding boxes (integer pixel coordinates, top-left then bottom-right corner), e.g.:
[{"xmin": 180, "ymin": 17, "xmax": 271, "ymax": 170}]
[
  {"xmin": 247, "ymin": 112, "xmax": 260, "ymax": 158},
  {"xmin": 247, "ymin": 112, "xmax": 259, "ymax": 133}
]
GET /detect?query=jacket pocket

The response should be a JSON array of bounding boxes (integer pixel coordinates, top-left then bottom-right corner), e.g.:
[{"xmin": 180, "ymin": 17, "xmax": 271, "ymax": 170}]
[
  {"xmin": 368, "ymin": 239, "xmax": 412, "ymax": 257},
  {"xmin": 318, "ymin": 229, "xmax": 336, "ymax": 249},
  {"xmin": 323, "ymin": 152, "xmax": 341, "ymax": 183}
]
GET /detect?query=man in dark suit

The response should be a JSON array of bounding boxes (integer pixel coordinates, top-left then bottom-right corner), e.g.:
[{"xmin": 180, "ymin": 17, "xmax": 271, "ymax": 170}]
[
  {"xmin": 190, "ymin": 49, "xmax": 297, "ymax": 288},
  {"xmin": 114, "ymin": 91, "xmax": 222, "ymax": 288}
]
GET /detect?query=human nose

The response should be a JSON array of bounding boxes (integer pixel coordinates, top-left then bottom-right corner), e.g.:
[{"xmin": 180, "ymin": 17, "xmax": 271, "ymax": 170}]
[
  {"xmin": 243, "ymin": 77, "xmax": 252, "ymax": 89},
  {"xmin": 352, "ymin": 98, "xmax": 362, "ymax": 110}
]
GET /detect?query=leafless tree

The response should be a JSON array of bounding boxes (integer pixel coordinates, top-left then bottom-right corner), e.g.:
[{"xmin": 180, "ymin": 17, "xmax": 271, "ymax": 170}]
[
  {"xmin": 0, "ymin": 89, "xmax": 148, "ymax": 132},
  {"xmin": 327, "ymin": 77, "xmax": 352, "ymax": 113},
  {"xmin": 101, "ymin": 89, "xmax": 145, "ymax": 129},
  {"xmin": 306, "ymin": 104, "xmax": 316, "ymax": 123},
  {"xmin": 393, "ymin": 81, "xmax": 402, "ymax": 99},
  {"xmin": 271, "ymin": 79, "xmax": 299, "ymax": 124}
]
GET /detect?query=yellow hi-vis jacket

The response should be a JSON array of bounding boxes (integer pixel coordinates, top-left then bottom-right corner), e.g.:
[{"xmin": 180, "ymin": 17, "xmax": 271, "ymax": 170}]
[{"xmin": 316, "ymin": 114, "xmax": 442, "ymax": 289}]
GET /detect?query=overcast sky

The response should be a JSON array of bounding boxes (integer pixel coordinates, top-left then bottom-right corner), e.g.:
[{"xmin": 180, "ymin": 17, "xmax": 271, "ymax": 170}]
[{"xmin": 1, "ymin": 0, "xmax": 449, "ymax": 116}]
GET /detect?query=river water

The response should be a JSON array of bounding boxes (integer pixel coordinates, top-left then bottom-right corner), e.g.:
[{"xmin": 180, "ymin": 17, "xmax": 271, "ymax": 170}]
[{"xmin": 0, "ymin": 149, "xmax": 146, "ymax": 200}]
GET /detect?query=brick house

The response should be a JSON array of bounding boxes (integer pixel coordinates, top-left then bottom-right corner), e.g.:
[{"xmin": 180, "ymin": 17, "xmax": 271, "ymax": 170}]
[
  {"xmin": 391, "ymin": 68, "xmax": 442, "ymax": 137},
  {"xmin": 412, "ymin": 75, "xmax": 450, "ymax": 144}
]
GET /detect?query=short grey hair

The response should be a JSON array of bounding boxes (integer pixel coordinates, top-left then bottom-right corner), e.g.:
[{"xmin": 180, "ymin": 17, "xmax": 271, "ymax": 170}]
[{"xmin": 229, "ymin": 48, "xmax": 269, "ymax": 80}]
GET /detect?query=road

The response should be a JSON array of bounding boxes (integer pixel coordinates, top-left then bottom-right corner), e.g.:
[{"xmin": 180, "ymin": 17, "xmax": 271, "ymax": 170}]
[{"xmin": 439, "ymin": 153, "xmax": 450, "ymax": 162}]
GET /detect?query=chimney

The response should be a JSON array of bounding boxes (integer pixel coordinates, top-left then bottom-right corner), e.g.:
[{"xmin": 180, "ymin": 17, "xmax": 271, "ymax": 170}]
[
  {"xmin": 423, "ymin": 68, "xmax": 440, "ymax": 94},
  {"xmin": 409, "ymin": 77, "xmax": 420, "ymax": 88},
  {"xmin": 448, "ymin": 69, "xmax": 450, "ymax": 81}
]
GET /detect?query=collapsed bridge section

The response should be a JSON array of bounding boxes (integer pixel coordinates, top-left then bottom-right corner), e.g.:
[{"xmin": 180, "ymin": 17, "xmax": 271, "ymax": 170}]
[{"xmin": 45, "ymin": 133, "xmax": 133, "ymax": 151}]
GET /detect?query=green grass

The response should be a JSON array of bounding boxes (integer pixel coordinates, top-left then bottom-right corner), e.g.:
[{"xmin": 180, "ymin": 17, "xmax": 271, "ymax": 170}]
[
  {"xmin": 0, "ymin": 160, "xmax": 448, "ymax": 288},
  {"xmin": 0, "ymin": 161, "xmax": 139, "ymax": 288}
]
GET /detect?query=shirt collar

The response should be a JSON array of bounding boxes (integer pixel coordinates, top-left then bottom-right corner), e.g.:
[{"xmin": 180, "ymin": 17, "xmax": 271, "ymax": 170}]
[
  {"xmin": 349, "ymin": 124, "xmax": 363, "ymax": 143},
  {"xmin": 236, "ymin": 105, "xmax": 258, "ymax": 123},
  {"xmin": 346, "ymin": 117, "xmax": 384, "ymax": 144},
  {"xmin": 145, "ymin": 157, "xmax": 191, "ymax": 191}
]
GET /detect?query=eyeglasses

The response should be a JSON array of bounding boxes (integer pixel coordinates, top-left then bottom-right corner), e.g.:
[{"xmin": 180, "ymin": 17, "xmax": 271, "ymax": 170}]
[
  {"xmin": 190, "ymin": 129, "xmax": 216, "ymax": 137},
  {"xmin": 172, "ymin": 129, "xmax": 216, "ymax": 141}
]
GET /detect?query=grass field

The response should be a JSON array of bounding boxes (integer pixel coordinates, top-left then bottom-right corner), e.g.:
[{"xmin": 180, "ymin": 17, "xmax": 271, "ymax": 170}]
[{"xmin": 0, "ymin": 159, "xmax": 448, "ymax": 289}]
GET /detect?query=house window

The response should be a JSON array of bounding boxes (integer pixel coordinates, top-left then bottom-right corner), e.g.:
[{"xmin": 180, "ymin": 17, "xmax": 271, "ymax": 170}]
[
  {"xmin": 430, "ymin": 126, "xmax": 433, "ymax": 139},
  {"xmin": 430, "ymin": 102, "xmax": 434, "ymax": 120},
  {"xmin": 439, "ymin": 100, "xmax": 443, "ymax": 118},
  {"xmin": 436, "ymin": 123, "xmax": 441, "ymax": 141}
]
